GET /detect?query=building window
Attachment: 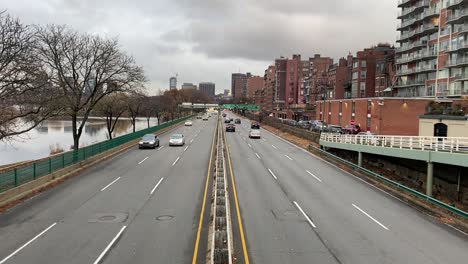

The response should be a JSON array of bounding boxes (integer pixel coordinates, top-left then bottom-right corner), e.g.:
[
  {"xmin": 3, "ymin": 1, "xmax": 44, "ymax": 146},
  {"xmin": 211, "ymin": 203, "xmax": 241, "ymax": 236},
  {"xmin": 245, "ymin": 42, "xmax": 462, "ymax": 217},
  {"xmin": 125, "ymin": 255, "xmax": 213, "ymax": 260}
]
[
  {"xmin": 353, "ymin": 61, "xmax": 359, "ymax": 68},
  {"xmin": 360, "ymin": 82, "xmax": 366, "ymax": 97},
  {"xmin": 352, "ymin": 72, "xmax": 358, "ymax": 79},
  {"xmin": 360, "ymin": 71, "xmax": 367, "ymax": 78},
  {"xmin": 361, "ymin": 61, "xmax": 366, "ymax": 68}
]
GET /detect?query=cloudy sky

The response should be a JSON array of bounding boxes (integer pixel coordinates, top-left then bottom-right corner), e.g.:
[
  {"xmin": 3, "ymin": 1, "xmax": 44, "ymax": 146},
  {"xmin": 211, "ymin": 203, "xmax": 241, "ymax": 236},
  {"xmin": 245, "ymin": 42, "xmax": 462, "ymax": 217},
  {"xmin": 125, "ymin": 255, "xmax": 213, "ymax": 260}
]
[{"xmin": 2, "ymin": 0, "xmax": 398, "ymax": 95}]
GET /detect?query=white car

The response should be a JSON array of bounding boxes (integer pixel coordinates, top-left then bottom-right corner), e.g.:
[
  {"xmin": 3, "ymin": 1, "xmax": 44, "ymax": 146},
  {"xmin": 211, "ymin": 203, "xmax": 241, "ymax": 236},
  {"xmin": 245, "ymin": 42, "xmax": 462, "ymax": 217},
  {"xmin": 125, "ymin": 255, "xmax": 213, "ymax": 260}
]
[
  {"xmin": 169, "ymin": 134, "xmax": 185, "ymax": 146},
  {"xmin": 249, "ymin": 129, "xmax": 261, "ymax": 139},
  {"xmin": 185, "ymin": 120, "xmax": 193, "ymax": 126}
]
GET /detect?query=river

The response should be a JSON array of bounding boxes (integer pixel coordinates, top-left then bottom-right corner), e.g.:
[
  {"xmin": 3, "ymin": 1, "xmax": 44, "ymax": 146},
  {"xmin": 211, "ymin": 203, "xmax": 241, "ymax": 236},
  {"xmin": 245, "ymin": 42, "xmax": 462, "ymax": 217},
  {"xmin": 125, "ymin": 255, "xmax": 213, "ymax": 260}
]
[{"xmin": 0, "ymin": 117, "xmax": 159, "ymax": 166}]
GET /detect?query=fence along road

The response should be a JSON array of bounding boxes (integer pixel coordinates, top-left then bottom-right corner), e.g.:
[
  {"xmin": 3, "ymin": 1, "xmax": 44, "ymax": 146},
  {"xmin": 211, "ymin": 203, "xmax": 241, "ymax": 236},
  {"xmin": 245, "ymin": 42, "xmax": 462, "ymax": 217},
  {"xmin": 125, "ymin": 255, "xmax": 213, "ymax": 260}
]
[
  {"xmin": 225, "ymin": 113, "xmax": 468, "ymax": 264},
  {"xmin": 0, "ymin": 117, "xmax": 218, "ymax": 264}
]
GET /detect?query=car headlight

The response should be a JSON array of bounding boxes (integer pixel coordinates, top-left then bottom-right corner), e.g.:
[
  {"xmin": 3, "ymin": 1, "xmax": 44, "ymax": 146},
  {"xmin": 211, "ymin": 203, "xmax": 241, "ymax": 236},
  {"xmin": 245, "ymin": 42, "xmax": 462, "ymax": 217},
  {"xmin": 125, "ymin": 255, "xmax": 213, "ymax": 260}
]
[{"xmin": 139, "ymin": 141, "xmax": 143, "ymax": 144}]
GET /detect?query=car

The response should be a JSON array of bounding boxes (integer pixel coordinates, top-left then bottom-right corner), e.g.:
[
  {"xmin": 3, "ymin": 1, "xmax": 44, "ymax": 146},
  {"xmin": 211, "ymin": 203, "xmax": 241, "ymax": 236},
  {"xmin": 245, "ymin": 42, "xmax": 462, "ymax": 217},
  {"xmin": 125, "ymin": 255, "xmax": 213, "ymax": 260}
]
[
  {"xmin": 229, "ymin": 117, "xmax": 234, "ymax": 122},
  {"xmin": 196, "ymin": 115, "xmax": 202, "ymax": 119},
  {"xmin": 326, "ymin": 125, "xmax": 343, "ymax": 134},
  {"xmin": 222, "ymin": 113, "xmax": 227, "ymax": 117},
  {"xmin": 226, "ymin": 124, "xmax": 236, "ymax": 132},
  {"xmin": 224, "ymin": 118, "xmax": 231, "ymax": 123},
  {"xmin": 251, "ymin": 121, "xmax": 260, "ymax": 129},
  {"xmin": 234, "ymin": 118, "xmax": 241, "ymax": 124},
  {"xmin": 169, "ymin": 134, "xmax": 185, "ymax": 146},
  {"xmin": 298, "ymin": 120, "xmax": 311, "ymax": 129},
  {"xmin": 343, "ymin": 125, "xmax": 361, "ymax": 134},
  {"xmin": 202, "ymin": 116, "xmax": 208, "ymax": 121},
  {"xmin": 185, "ymin": 120, "xmax": 193, "ymax": 126},
  {"xmin": 139, "ymin": 134, "xmax": 159, "ymax": 149},
  {"xmin": 249, "ymin": 129, "xmax": 261, "ymax": 138},
  {"xmin": 311, "ymin": 121, "xmax": 327, "ymax": 132}
]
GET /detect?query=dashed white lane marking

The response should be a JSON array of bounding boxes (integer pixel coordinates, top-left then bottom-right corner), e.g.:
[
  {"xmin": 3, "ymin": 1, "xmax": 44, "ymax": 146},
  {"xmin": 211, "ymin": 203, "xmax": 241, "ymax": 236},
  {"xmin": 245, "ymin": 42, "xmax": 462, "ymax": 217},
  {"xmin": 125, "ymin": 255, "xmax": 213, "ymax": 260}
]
[
  {"xmin": 0, "ymin": 223, "xmax": 57, "ymax": 264},
  {"xmin": 272, "ymin": 145, "xmax": 278, "ymax": 149},
  {"xmin": 352, "ymin": 203, "xmax": 389, "ymax": 230},
  {"xmin": 157, "ymin": 146, "xmax": 164, "ymax": 151},
  {"xmin": 184, "ymin": 145, "xmax": 189, "ymax": 152},
  {"xmin": 294, "ymin": 201, "xmax": 317, "ymax": 228},
  {"xmin": 101, "ymin": 177, "xmax": 121, "ymax": 191},
  {"xmin": 138, "ymin": 157, "xmax": 148, "ymax": 164},
  {"xmin": 248, "ymin": 143, "xmax": 252, "ymax": 148},
  {"xmin": 172, "ymin": 156, "xmax": 180, "ymax": 166},
  {"xmin": 255, "ymin": 153, "xmax": 261, "ymax": 159},
  {"xmin": 306, "ymin": 170, "xmax": 322, "ymax": 182},
  {"xmin": 150, "ymin": 178, "xmax": 164, "ymax": 195},
  {"xmin": 285, "ymin": 155, "xmax": 293, "ymax": 161},
  {"xmin": 268, "ymin": 168, "xmax": 278, "ymax": 180},
  {"xmin": 92, "ymin": 225, "xmax": 127, "ymax": 264}
]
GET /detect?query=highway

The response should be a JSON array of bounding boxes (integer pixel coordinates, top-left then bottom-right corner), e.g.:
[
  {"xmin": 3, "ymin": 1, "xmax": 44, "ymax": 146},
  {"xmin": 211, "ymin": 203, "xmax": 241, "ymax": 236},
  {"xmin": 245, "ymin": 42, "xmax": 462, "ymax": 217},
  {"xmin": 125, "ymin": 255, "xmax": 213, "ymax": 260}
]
[
  {"xmin": 225, "ymin": 113, "xmax": 468, "ymax": 264},
  {"xmin": 0, "ymin": 112, "xmax": 467, "ymax": 264},
  {"xmin": 0, "ymin": 117, "xmax": 217, "ymax": 264}
]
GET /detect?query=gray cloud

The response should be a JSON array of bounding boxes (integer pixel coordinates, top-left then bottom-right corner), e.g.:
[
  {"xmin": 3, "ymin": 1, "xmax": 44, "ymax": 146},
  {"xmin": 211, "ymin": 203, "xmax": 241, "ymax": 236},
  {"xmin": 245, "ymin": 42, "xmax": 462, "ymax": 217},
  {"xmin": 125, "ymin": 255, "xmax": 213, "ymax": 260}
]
[{"xmin": 1, "ymin": 0, "xmax": 398, "ymax": 94}]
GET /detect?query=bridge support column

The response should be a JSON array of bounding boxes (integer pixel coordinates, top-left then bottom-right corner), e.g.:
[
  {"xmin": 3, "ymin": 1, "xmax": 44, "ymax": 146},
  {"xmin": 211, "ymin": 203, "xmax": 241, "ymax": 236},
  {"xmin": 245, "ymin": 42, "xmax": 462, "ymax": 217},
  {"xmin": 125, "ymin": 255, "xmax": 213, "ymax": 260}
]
[
  {"xmin": 358, "ymin": 152, "xmax": 363, "ymax": 167},
  {"xmin": 426, "ymin": 162, "xmax": 434, "ymax": 197}
]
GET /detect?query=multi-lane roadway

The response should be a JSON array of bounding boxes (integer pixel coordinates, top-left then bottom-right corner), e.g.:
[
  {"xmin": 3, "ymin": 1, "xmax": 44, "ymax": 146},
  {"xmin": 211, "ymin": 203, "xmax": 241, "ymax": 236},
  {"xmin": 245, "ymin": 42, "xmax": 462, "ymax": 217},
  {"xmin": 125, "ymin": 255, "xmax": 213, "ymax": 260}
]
[{"xmin": 0, "ymin": 111, "xmax": 467, "ymax": 264}]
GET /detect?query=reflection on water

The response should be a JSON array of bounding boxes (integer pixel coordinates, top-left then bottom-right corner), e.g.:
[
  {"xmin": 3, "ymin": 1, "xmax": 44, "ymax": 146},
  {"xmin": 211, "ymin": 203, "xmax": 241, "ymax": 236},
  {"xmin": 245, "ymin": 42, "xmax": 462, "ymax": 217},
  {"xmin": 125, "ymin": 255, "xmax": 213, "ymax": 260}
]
[{"xmin": 0, "ymin": 117, "xmax": 158, "ymax": 166}]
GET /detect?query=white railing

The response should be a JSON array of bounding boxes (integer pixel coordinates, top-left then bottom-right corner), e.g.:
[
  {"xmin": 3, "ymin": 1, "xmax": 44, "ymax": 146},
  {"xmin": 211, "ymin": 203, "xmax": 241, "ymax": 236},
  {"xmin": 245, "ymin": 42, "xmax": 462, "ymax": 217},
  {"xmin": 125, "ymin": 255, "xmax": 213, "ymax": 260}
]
[{"xmin": 320, "ymin": 133, "xmax": 468, "ymax": 154}]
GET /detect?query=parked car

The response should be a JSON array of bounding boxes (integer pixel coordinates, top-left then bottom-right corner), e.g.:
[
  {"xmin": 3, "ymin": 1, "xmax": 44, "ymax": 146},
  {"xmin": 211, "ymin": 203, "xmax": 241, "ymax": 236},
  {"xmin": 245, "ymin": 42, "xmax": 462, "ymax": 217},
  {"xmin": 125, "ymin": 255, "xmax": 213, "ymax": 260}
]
[
  {"xmin": 185, "ymin": 120, "xmax": 193, "ymax": 126},
  {"xmin": 234, "ymin": 118, "xmax": 241, "ymax": 124},
  {"xmin": 326, "ymin": 125, "xmax": 343, "ymax": 134},
  {"xmin": 139, "ymin": 134, "xmax": 159, "ymax": 149},
  {"xmin": 298, "ymin": 120, "xmax": 311, "ymax": 129},
  {"xmin": 226, "ymin": 124, "xmax": 236, "ymax": 132},
  {"xmin": 343, "ymin": 125, "xmax": 361, "ymax": 134},
  {"xmin": 251, "ymin": 121, "xmax": 260, "ymax": 129},
  {"xmin": 311, "ymin": 121, "xmax": 327, "ymax": 132},
  {"xmin": 169, "ymin": 134, "xmax": 185, "ymax": 146},
  {"xmin": 249, "ymin": 129, "xmax": 261, "ymax": 138}
]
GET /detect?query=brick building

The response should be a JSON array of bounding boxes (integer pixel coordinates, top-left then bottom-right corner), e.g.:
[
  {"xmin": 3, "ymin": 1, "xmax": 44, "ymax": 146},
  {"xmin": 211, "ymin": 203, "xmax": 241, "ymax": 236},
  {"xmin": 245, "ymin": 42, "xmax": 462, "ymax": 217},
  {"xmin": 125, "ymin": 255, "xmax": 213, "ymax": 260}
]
[
  {"xmin": 261, "ymin": 65, "xmax": 276, "ymax": 113},
  {"xmin": 328, "ymin": 57, "xmax": 351, "ymax": 100},
  {"xmin": 308, "ymin": 54, "xmax": 334, "ymax": 104},
  {"xmin": 316, "ymin": 97, "xmax": 437, "ymax": 135},
  {"xmin": 247, "ymin": 75, "xmax": 264, "ymax": 101},
  {"xmin": 231, "ymin": 73, "xmax": 250, "ymax": 101}
]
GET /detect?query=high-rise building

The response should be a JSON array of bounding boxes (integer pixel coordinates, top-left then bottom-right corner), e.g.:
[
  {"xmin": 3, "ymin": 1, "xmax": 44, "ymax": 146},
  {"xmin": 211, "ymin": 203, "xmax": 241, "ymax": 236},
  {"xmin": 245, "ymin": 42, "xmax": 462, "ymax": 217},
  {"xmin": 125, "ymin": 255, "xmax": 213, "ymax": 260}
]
[
  {"xmin": 274, "ymin": 57, "xmax": 287, "ymax": 112},
  {"xmin": 309, "ymin": 54, "xmax": 334, "ymax": 103},
  {"xmin": 231, "ymin": 73, "xmax": 250, "ymax": 101},
  {"xmin": 396, "ymin": 0, "xmax": 468, "ymax": 97},
  {"xmin": 199, "ymin": 82, "xmax": 216, "ymax": 98},
  {"xmin": 247, "ymin": 75, "xmax": 263, "ymax": 101},
  {"xmin": 169, "ymin": 76, "xmax": 177, "ymax": 90},
  {"xmin": 263, "ymin": 65, "xmax": 276, "ymax": 113}
]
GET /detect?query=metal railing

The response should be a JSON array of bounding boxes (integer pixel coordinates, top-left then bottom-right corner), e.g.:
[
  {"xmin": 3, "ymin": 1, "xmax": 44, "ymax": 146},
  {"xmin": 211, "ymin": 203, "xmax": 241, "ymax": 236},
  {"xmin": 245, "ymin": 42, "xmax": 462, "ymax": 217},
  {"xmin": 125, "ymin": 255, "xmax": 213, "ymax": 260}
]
[
  {"xmin": 0, "ymin": 115, "xmax": 192, "ymax": 193},
  {"xmin": 320, "ymin": 133, "xmax": 468, "ymax": 154}
]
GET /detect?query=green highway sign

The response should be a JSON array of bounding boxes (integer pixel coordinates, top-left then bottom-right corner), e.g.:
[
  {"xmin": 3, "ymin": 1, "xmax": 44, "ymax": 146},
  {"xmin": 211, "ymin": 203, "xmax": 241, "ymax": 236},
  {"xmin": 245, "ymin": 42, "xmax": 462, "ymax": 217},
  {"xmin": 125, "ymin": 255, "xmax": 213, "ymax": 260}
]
[{"xmin": 222, "ymin": 104, "xmax": 261, "ymax": 110}]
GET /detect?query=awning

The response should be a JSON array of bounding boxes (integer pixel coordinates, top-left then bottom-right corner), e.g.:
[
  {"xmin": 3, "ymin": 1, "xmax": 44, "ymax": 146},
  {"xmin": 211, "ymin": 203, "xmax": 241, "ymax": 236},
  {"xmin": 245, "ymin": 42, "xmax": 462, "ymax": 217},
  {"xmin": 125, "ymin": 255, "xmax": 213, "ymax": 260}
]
[{"xmin": 383, "ymin": 87, "xmax": 393, "ymax": 92}]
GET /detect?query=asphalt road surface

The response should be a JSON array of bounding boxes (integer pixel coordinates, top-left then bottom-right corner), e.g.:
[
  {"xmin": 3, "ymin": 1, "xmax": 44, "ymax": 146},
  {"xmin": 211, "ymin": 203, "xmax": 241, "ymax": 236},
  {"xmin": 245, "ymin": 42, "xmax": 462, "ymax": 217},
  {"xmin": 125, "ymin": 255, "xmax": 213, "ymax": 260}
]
[
  {"xmin": 224, "ymin": 113, "xmax": 468, "ymax": 264},
  {"xmin": 0, "ymin": 117, "xmax": 217, "ymax": 264}
]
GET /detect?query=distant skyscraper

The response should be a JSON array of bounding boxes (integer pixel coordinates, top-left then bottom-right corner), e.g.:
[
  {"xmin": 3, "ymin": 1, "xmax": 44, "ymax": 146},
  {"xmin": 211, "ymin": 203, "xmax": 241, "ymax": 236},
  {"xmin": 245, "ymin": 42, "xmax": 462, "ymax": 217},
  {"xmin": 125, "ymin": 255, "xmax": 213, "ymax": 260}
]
[
  {"xmin": 199, "ymin": 82, "xmax": 216, "ymax": 98},
  {"xmin": 169, "ymin": 76, "xmax": 177, "ymax": 90},
  {"xmin": 181, "ymin": 83, "xmax": 197, "ymax": 89}
]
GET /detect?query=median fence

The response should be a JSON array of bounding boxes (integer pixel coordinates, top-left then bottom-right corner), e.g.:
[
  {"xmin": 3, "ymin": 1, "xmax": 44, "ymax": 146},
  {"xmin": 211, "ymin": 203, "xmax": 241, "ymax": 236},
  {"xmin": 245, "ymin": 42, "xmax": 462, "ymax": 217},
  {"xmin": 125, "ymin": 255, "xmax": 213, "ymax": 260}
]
[{"xmin": 0, "ymin": 116, "xmax": 192, "ymax": 193}]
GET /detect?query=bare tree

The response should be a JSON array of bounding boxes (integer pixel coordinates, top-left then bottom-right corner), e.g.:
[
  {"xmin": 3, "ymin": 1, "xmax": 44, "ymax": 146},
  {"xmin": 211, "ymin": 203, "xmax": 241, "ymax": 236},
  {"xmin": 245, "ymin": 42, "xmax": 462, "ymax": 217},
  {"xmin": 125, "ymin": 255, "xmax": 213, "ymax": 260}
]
[
  {"xmin": 141, "ymin": 96, "xmax": 164, "ymax": 128},
  {"xmin": 35, "ymin": 25, "xmax": 146, "ymax": 150},
  {"xmin": 0, "ymin": 13, "xmax": 60, "ymax": 141},
  {"xmin": 95, "ymin": 93, "xmax": 127, "ymax": 139},
  {"xmin": 126, "ymin": 94, "xmax": 144, "ymax": 133}
]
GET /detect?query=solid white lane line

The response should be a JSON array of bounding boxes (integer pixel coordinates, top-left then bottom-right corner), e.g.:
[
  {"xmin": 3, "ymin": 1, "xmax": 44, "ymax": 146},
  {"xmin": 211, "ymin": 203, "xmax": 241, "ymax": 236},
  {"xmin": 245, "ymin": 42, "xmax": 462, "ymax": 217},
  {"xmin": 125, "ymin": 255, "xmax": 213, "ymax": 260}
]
[
  {"xmin": 0, "ymin": 222, "xmax": 57, "ymax": 264},
  {"xmin": 157, "ymin": 146, "xmax": 164, "ymax": 151},
  {"xmin": 445, "ymin": 223, "xmax": 468, "ymax": 236},
  {"xmin": 172, "ymin": 156, "xmax": 180, "ymax": 166},
  {"xmin": 248, "ymin": 143, "xmax": 252, "ymax": 148},
  {"xmin": 138, "ymin": 157, "xmax": 149, "ymax": 165},
  {"xmin": 352, "ymin": 204, "xmax": 389, "ymax": 230},
  {"xmin": 255, "ymin": 153, "xmax": 261, "ymax": 159},
  {"xmin": 285, "ymin": 154, "xmax": 293, "ymax": 161},
  {"xmin": 101, "ymin": 177, "xmax": 121, "ymax": 191},
  {"xmin": 150, "ymin": 178, "xmax": 164, "ymax": 195},
  {"xmin": 272, "ymin": 145, "xmax": 278, "ymax": 149},
  {"xmin": 267, "ymin": 168, "xmax": 278, "ymax": 180},
  {"xmin": 306, "ymin": 170, "xmax": 322, "ymax": 182},
  {"xmin": 293, "ymin": 201, "xmax": 317, "ymax": 228},
  {"xmin": 262, "ymin": 138, "xmax": 267, "ymax": 142},
  {"xmin": 184, "ymin": 145, "xmax": 189, "ymax": 152},
  {"xmin": 92, "ymin": 225, "xmax": 127, "ymax": 264}
]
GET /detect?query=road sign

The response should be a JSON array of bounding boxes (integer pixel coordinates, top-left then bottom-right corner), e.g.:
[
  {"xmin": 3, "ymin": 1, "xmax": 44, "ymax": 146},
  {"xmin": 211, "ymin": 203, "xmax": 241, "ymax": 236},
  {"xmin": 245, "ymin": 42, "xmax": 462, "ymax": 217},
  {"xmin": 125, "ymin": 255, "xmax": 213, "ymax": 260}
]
[{"xmin": 222, "ymin": 104, "xmax": 260, "ymax": 110}]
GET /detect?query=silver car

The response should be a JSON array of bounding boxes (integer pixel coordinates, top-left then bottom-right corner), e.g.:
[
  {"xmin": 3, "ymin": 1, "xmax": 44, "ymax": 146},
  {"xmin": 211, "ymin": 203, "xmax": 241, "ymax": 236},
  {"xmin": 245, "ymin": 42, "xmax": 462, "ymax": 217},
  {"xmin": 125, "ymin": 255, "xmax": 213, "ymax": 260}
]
[
  {"xmin": 139, "ymin": 134, "xmax": 160, "ymax": 149},
  {"xmin": 169, "ymin": 133, "xmax": 185, "ymax": 146}
]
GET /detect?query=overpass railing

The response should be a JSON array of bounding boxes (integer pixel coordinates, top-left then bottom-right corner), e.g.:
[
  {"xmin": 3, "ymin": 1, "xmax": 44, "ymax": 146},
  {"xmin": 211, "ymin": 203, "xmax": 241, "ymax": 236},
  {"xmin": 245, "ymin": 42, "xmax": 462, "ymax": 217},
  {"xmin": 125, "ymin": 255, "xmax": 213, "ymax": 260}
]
[{"xmin": 320, "ymin": 133, "xmax": 468, "ymax": 154}]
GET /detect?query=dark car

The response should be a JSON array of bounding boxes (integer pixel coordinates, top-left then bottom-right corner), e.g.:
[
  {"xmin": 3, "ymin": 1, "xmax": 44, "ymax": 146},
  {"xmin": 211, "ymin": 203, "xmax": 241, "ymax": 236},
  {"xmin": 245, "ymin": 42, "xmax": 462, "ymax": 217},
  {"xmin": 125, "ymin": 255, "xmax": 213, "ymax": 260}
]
[
  {"xmin": 226, "ymin": 124, "xmax": 236, "ymax": 132},
  {"xmin": 311, "ymin": 121, "xmax": 327, "ymax": 132},
  {"xmin": 222, "ymin": 113, "xmax": 227, "ymax": 117},
  {"xmin": 235, "ymin": 118, "xmax": 241, "ymax": 124},
  {"xmin": 230, "ymin": 117, "xmax": 234, "ymax": 122},
  {"xmin": 326, "ymin": 125, "xmax": 343, "ymax": 134},
  {"xmin": 343, "ymin": 125, "xmax": 361, "ymax": 134},
  {"xmin": 251, "ymin": 121, "xmax": 260, "ymax": 129},
  {"xmin": 298, "ymin": 120, "xmax": 311, "ymax": 129},
  {"xmin": 139, "ymin": 134, "xmax": 159, "ymax": 149},
  {"xmin": 224, "ymin": 118, "xmax": 231, "ymax": 123}
]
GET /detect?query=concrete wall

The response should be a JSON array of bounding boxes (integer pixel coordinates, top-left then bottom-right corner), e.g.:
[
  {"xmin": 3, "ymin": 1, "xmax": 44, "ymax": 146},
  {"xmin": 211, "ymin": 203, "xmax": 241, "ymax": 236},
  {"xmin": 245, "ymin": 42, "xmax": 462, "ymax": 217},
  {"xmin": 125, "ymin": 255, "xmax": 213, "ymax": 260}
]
[{"xmin": 419, "ymin": 118, "xmax": 468, "ymax": 137}]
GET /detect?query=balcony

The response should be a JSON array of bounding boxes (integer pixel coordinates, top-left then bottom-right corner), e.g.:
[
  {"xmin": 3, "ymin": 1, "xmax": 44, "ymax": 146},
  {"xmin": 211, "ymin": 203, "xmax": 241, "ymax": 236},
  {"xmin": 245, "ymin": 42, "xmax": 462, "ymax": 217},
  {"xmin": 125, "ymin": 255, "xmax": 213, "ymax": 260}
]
[
  {"xmin": 397, "ymin": 64, "xmax": 436, "ymax": 76},
  {"xmin": 398, "ymin": 0, "xmax": 416, "ymax": 7},
  {"xmin": 446, "ymin": 0, "xmax": 468, "ymax": 9},
  {"xmin": 397, "ymin": 0, "xmax": 430, "ymax": 19},
  {"xmin": 394, "ymin": 79, "xmax": 426, "ymax": 88},
  {"xmin": 396, "ymin": 50, "xmax": 438, "ymax": 64},
  {"xmin": 397, "ymin": 8, "xmax": 439, "ymax": 31},
  {"xmin": 396, "ymin": 39, "xmax": 428, "ymax": 53},
  {"xmin": 446, "ymin": 57, "xmax": 468, "ymax": 67},
  {"xmin": 447, "ymin": 8, "xmax": 468, "ymax": 24}
]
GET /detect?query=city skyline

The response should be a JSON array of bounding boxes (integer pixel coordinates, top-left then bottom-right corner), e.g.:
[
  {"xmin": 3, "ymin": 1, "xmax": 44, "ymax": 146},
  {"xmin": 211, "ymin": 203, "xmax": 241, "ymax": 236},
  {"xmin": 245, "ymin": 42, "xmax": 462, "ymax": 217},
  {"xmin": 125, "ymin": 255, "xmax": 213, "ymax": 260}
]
[{"xmin": 2, "ymin": 0, "xmax": 398, "ymax": 95}]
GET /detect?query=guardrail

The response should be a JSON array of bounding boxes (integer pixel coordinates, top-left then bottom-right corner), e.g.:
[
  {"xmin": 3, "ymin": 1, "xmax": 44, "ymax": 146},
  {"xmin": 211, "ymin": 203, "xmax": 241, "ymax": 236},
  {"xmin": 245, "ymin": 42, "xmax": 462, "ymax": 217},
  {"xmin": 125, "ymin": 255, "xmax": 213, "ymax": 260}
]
[
  {"xmin": 320, "ymin": 133, "xmax": 468, "ymax": 154},
  {"xmin": 0, "ymin": 116, "xmax": 192, "ymax": 193},
  {"xmin": 309, "ymin": 145, "xmax": 468, "ymax": 219}
]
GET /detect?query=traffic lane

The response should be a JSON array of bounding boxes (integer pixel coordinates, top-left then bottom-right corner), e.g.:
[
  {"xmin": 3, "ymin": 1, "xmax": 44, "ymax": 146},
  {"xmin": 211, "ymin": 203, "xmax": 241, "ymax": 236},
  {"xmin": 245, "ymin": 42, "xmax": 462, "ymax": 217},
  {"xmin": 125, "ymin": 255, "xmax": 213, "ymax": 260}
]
[
  {"xmin": 240, "ymin": 125, "xmax": 468, "ymax": 263},
  {"xmin": 0, "ymin": 119, "xmax": 206, "ymax": 263},
  {"xmin": 225, "ymin": 129, "xmax": 339, "ymax": 264},
  {"xmin": 101, "ymin": 117, "xmax": 217, "ymax": 264}
]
